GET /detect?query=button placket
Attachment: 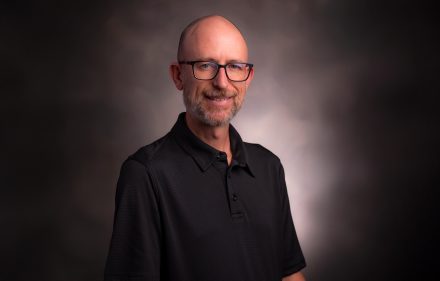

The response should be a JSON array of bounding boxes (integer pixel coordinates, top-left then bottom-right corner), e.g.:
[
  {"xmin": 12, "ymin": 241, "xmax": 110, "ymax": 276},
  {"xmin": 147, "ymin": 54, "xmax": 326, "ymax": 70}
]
[{"xmin": 226, "ymin": 165, "xmax": 244, "ymax": 221}]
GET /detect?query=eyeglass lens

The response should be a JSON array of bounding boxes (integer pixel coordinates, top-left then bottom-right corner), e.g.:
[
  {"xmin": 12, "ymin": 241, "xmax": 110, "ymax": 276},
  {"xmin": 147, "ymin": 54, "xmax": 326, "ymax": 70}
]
[{"xmin": 193, "ymin": 62, "xmax": 251, "ymax": 81}]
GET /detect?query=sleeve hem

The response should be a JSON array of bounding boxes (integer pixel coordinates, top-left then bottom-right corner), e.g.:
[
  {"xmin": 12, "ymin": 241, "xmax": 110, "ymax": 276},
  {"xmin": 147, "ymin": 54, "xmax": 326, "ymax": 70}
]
[{"xmin": 282, "ymin": 260, "xmax": 306, "ymax": 277}]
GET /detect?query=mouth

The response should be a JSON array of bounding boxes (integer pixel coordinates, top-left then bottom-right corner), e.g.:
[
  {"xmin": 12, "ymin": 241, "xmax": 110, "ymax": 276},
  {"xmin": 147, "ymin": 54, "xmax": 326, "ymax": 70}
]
[
  {"xmin": 204, "ymin": 94, "xmax": 235, "ymax": 107},
  {"xmin": 202, "ymin": 89, "xmax": 238, "ymax": 108},
  {"xmin": 205, "ymin": 96, "xmax": 233, "ymax": 101}
]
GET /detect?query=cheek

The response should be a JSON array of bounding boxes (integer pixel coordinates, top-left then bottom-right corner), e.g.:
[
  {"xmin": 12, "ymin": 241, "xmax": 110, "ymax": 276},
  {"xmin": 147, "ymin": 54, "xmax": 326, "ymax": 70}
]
[
  {"xmin": 183, "ymin": 81, "xmax": 199, "ymax": 97},
  {"xmin": 192, "ymin": 82, "xmax": 212, "ymax": 98},
  {"xmin": 236, "ymin": 85, "xmax": 247, "ymax": 99}
]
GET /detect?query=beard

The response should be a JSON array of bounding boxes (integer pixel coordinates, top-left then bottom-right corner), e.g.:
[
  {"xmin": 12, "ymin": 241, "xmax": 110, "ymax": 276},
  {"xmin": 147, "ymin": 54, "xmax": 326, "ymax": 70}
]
[{"xmin": 183, "ymin": 89, "xmax": 243, "ymax": 127}]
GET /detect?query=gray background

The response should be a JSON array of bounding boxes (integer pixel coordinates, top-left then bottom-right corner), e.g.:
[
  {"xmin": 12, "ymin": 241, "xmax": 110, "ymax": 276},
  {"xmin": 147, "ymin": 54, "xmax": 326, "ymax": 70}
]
[{"xmin": 1, "ymin": 0, "xmax": 437, "ymax": 280}]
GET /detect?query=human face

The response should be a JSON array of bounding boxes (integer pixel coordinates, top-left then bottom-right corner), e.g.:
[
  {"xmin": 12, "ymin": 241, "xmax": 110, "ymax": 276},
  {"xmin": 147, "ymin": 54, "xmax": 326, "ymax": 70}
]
[
  {"xmin": 182, "ymin": 68, "xmax": 245, "ymax": 127},
  {"xmin": 176, "ymin": 18, "xmax": 253, "ymax": 127}
]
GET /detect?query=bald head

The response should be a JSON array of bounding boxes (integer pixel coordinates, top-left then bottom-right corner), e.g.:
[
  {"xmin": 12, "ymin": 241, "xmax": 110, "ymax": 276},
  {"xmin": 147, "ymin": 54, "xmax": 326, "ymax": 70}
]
[{"xmin": 177, "ymin": 15, "xmax": 248, "ymax": 62}]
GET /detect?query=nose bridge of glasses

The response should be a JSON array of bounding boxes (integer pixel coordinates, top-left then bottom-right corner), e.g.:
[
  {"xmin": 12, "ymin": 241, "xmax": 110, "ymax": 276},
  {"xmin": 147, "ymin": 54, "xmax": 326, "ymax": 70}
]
[
  {"xmin": 218, "ymin": 64, "xmax": 228, "ymax": 74},
  {"xmin": 213, "ymin": 64, "xmax": 228, "ymax": 81}
]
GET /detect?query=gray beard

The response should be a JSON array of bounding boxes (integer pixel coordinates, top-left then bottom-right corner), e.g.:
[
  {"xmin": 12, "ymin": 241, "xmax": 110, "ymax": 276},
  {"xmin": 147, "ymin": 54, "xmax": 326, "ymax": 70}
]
[{"xmin": 183, "ymin": 90, "xmax": 241, "ymax": 127}]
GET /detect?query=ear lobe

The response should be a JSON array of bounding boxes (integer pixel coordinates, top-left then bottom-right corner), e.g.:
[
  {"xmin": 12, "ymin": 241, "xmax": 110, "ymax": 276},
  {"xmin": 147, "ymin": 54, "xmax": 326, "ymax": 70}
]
[{"xmin": 169, "ymin": 64, "xmax": 184, "ymax": 90}]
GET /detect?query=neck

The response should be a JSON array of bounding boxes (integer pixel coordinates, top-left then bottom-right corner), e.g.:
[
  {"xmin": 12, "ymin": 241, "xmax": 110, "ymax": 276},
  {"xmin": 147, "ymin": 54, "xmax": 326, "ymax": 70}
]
[{"xmin": 185, "ymin": 113, "xmax": 232, "ymax": 164}]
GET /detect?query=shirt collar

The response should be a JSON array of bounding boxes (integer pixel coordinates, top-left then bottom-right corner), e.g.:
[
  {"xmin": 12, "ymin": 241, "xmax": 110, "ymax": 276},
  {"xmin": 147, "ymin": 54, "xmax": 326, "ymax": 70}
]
[{"xmin": 170, "ymin": 112, "xmax": 254, "ymax": 176}]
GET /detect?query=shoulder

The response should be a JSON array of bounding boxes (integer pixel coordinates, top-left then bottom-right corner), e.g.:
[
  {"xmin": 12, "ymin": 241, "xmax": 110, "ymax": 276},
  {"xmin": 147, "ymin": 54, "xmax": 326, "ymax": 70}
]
[
  {"xmin": 242, "ymin": 142, "xmax": 286, "ymax": 192},
  {"xmin": 243, "ymin": 142, "xmax": 282, "ymax": 168},
  {"xmin": 120, "ymin": 133, "xmax": 181, "ymax": 181},
  {"xmin": 116, "ymin": 132, "xmax": 178, "ymax": 190},
  {"xmin": 124, "ymin": 132, "xmax": 176, "ymax": 169}
]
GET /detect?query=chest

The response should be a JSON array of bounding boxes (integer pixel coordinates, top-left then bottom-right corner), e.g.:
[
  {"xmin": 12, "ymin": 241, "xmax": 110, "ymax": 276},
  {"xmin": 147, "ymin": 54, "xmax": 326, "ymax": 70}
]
[{"xmin": 154, "ymin": 160, "xmax": 282, "ymax": 240}]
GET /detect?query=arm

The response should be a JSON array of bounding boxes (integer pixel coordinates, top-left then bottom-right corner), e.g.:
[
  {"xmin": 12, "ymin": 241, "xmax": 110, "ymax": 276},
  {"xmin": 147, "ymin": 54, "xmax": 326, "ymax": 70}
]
[
  {"xmin": 282, "ymin": 271, "xmax": 306, "ymax": 281},
  {"xmin": 104, "ymin": 159, "xmax": 162, "ymax": 281},
  {"xmin": 278, "ymin": 162, "xmax": 307, "ymax": 279}
]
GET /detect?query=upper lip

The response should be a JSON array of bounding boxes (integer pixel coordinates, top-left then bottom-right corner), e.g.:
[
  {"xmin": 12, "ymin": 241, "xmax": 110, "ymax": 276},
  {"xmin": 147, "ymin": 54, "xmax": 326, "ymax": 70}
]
[
  {"xmin": 207, "ymin": 96, "xmax": 231, "ymax": 99},
  {"xmin": 204, "ymin": 94, "xmax": 235, "ymax": 99}
]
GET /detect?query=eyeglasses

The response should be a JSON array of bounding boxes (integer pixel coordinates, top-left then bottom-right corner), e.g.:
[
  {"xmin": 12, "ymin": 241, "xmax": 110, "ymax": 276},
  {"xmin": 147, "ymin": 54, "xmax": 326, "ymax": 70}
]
[{"xmin": 179, "ymin": 61, "xmax": 253, "ymax": 82}]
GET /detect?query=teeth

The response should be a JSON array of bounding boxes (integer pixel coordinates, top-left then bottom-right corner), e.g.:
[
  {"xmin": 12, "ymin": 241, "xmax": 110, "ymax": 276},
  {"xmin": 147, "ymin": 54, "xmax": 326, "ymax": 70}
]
[{"xmin": 208, "ymin": 97, "xmax": 229, "ymax": 100}]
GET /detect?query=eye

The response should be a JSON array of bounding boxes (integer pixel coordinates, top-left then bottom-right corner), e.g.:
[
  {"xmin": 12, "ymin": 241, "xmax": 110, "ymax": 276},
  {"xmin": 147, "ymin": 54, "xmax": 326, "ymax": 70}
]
[
  {"xmin": 197, "ymin": 62, "xmax": 217, "ymax": 71},
  {"xmin": 227, "ymin": 63, "xmax": 245, "ymax": 71}
]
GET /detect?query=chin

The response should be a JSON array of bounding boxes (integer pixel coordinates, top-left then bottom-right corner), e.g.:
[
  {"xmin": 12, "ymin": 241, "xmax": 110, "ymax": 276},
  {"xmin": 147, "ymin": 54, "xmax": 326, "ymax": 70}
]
[
  {"xmin": 200, "ymin": 109, "xmax": 235, "ymax": 127},
  {"xmin": 184, "ymin": 95, "xmax": 241, "ymax": 127}
]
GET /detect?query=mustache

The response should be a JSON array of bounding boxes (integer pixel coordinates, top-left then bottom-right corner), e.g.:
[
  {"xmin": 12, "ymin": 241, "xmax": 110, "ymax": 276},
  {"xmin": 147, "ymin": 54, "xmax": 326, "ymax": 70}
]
[{"xmin": 203, "ymin": 90, "xmax": 237, "ymax": 98}]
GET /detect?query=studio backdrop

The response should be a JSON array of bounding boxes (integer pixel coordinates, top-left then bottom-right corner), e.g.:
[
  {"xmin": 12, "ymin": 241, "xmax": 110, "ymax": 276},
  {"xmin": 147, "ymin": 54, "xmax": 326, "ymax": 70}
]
[{"xmin": 1, "ymin": 1, "xmax": 436, "ymax": 281}]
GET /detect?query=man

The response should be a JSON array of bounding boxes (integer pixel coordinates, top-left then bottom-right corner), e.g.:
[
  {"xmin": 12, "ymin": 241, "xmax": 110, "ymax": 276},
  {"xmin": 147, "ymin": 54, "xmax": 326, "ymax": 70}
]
[{"xmin": 105, "ymin": 15, "xmax": 306, "ymax": 281}]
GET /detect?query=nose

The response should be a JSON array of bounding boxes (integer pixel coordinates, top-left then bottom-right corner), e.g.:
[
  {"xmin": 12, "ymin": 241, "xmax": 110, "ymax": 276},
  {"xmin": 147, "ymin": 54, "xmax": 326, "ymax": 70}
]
[{"xmin": 212, "ymin": 67, "xmax": 229, "ymax": 89}]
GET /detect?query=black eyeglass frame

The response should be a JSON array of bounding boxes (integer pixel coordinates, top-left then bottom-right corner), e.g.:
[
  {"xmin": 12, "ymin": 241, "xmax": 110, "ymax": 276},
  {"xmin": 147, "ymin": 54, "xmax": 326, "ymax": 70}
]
[{"xmin": 178, "ymin": 60, "xmax": 254, "ymax": 82}]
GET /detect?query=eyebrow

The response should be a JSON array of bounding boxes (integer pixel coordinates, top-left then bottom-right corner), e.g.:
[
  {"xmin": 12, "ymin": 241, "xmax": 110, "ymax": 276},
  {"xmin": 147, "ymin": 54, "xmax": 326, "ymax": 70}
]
[{"xmin": 195, "ymin": 58, "xmax": 248, "ymax": 64}]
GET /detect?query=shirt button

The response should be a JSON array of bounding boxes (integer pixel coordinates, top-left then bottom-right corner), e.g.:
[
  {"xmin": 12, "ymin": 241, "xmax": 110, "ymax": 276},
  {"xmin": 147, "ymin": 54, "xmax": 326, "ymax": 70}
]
[
  {"xmin": 217, "ymin": 153, "xmax": 227, "ymax": 161},
  {"xmin": 232, "ymin": 194, "xmax": 238, "ymax": 201}
]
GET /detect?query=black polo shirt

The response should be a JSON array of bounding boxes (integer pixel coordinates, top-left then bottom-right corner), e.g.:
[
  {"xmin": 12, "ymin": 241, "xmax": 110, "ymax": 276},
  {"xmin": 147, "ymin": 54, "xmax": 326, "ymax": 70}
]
[{"xmin": 105, "ymin": 113, "xmax": 306, "ymax": 281}]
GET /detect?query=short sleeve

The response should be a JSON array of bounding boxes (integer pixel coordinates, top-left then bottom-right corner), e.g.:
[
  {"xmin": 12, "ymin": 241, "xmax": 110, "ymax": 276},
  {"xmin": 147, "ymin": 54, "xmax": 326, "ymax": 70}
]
[
  {"xmin": 104, "ymin": 159, "xmax": 162, "ymax": 281},
  {"xmin": 278, "ymin": 162, "xmax": 306, "ymax": 277}
]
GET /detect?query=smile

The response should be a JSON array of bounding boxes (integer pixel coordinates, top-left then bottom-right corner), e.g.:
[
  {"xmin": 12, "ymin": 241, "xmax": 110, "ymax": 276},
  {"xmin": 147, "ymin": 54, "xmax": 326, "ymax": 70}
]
[
  {"xmin": 204, "ymin": 95, "xmax": 234, "ymax": 106},
  {"xmin": 206, "ymin": 96, "xmax": 232, "ymax": 101}
]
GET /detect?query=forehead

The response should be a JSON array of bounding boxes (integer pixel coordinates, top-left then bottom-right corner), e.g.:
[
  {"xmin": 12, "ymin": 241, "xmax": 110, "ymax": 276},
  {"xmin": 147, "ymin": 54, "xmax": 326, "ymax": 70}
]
[{"xmin": 181, "ymin": 19, "xmax": 248, "ymax": 62}]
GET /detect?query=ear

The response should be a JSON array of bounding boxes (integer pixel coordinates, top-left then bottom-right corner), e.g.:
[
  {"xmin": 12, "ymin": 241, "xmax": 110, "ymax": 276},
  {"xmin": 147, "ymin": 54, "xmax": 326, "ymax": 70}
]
[
  {"xmin": 169, "ymin": 63, "xmax": 184, "ymax": 91},
  {"xmin": 245, "ymin": 67, "xmax": 254, "ymax": 88}
]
